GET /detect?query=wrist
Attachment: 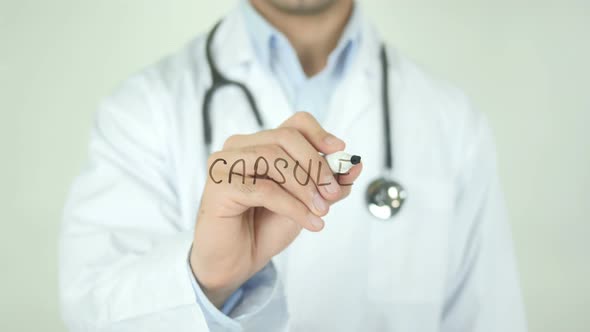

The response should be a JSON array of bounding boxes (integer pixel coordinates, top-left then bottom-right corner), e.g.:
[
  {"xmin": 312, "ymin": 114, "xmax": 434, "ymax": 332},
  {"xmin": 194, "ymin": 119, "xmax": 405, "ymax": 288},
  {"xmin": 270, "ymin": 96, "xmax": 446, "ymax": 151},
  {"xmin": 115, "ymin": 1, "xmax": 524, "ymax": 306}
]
[
  {"xmin": 188, "ymin": 245, "xmax": 241, "ymax": 308},
  {"xmin": 198, "ymin": 281, "xmax": 238, "ymax": 309}
]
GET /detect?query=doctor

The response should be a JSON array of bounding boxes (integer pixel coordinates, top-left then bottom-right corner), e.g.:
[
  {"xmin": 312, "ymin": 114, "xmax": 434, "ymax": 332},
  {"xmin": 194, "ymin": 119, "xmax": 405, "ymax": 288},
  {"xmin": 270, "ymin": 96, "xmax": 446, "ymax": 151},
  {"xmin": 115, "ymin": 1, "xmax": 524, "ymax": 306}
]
[{"xmin": 59, "ymin": 0, "xmax": 527, "ymax": 331}]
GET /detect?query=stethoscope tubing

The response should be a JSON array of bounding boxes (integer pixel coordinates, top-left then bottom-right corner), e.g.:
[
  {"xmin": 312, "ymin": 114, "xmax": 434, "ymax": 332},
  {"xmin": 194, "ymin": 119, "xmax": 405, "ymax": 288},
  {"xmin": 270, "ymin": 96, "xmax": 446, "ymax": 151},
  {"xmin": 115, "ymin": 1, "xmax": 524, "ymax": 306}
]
[
  {"xmin": 203, "ymin": 20, "xmax": 264, "ymax": 150},
  {"xmin": 201, "ymin": 19, "xmax": 406, "ymax": 219}
]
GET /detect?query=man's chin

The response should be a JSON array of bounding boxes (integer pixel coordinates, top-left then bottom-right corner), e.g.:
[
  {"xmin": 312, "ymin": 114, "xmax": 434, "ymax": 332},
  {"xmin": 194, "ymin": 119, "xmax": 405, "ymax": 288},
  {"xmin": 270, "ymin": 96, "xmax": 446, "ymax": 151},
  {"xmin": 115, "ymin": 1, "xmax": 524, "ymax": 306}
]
[{"xmin": 268, "ymin": 0, "xmax": 338, "ymax": 16}]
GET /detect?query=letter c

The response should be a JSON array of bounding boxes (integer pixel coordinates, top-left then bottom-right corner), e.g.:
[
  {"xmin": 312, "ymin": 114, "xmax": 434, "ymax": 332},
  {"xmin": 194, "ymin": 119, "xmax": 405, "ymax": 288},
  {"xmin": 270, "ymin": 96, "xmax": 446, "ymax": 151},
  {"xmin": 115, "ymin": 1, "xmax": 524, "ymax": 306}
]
[{"xmin": 209, "ymin": 158, "xmax": 227, "ymax": 184}]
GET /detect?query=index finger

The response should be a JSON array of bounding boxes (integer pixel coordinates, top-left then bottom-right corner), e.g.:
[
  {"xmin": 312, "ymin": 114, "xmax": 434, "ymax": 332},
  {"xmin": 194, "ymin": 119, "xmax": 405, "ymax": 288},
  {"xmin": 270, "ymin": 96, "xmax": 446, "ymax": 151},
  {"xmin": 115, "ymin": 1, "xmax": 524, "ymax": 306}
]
[{"xmin": 280, "ymin": 112, "xmax": 345, "ymax": 154}]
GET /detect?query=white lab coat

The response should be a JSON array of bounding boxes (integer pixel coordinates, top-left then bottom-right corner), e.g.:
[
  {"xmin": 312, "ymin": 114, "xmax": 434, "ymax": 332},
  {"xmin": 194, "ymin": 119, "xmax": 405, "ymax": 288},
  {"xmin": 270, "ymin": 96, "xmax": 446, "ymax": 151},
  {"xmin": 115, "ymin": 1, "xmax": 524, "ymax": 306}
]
[{"xmin": 59, "ymin": 7, "xmax": 527, "ymax": 332}]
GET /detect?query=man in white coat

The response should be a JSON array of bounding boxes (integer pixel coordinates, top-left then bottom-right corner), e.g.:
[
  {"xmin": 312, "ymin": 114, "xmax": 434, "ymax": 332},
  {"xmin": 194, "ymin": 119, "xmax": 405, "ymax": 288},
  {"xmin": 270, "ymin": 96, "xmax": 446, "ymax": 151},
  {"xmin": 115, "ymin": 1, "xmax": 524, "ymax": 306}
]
[{"xmin": 59, "ymin": 0, "xmax": 527, "ymax": 331}]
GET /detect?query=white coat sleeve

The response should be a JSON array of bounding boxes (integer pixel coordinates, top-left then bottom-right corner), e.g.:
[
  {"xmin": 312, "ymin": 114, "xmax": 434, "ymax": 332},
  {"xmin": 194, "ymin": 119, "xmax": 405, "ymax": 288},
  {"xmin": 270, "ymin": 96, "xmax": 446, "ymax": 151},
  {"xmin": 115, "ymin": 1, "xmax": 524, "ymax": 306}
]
[
  {"xmin": 59, "ymin": 74, "xmax": 287, "ymax": 331},
  {"xmin": 441, "ymin": 107, "xmax": 527, "ymax": 331}
]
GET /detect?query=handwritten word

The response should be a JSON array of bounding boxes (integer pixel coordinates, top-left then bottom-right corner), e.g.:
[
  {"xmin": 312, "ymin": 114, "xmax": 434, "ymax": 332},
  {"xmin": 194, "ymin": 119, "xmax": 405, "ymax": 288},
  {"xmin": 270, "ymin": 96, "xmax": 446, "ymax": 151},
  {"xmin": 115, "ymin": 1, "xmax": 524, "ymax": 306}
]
[{"xmin": 209, "ymin": 157, "xmax": 353, "ymax": 186}]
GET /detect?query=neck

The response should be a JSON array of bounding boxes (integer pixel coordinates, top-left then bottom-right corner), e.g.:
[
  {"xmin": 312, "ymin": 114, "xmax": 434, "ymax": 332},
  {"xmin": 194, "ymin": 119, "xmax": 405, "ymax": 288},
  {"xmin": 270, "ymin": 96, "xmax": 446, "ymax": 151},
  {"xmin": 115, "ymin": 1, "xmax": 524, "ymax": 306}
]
[{"xmin": 250, "ymin": 0, "xmax": 354, "ymax": 76}]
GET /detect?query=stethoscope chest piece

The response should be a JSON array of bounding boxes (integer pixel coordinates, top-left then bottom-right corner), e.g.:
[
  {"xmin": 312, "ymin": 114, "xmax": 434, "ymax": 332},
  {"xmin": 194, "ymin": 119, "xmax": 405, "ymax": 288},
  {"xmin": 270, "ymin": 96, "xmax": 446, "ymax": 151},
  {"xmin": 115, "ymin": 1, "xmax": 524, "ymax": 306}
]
[{"xmin": 366, "ymin": 178, "xmax": 407, "ymax": 220}]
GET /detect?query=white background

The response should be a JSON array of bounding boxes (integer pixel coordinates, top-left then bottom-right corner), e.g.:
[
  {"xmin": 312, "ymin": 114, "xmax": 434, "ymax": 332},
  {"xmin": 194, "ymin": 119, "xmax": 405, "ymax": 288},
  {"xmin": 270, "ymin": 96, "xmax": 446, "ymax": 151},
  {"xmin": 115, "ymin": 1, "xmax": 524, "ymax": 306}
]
[{"xmin": 1, "ymin": 0, "xmax": 589, "ymax": 331}]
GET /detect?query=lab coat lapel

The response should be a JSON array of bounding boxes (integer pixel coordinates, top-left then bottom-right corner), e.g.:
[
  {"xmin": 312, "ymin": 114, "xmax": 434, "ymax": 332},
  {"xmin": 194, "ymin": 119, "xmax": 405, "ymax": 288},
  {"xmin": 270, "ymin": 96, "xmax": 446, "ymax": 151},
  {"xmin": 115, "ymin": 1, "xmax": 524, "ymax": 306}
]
[
  {"xmin": 323, "ymin": 15, "xmax": 382, "ymax": 135},
  {"xmin": 246, "ymin": 65, "xmax": 294, "ymax": 129},
  {"xmin": 212, "ymin": 9, "xmax": 252, "ymax": 73},
  {"xmin": 213, "ymin": 9, "xmax": 293, "ymax": 131},
  {"xmin": 211, "ymin": 6, "xmax": 384, "ymax": 133}
]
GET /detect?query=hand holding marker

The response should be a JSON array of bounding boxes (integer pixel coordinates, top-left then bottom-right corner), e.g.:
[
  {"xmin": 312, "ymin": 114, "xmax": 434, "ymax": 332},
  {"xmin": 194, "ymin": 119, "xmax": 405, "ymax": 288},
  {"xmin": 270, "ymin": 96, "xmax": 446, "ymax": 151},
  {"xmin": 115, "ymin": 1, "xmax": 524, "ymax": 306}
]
[
  {"xmin": 192, "ymin": 112, "xmax": 363, "ymax": 309},
  {"xmin": 325, "ymin": 151, "xmax": 362, "ymax": 174}
]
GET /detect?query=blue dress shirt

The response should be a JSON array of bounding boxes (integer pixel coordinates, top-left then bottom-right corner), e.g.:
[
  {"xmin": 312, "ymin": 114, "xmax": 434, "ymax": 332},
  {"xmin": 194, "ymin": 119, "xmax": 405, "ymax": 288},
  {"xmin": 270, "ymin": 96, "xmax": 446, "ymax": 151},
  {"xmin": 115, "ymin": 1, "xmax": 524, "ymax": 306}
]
[
  {"xmin": 189, "ymin": 1, "xmax": 362, "ymax": 329},
  {"xmin": 241, "ymin": 0, "xmax": 361, "ymax": 121}
]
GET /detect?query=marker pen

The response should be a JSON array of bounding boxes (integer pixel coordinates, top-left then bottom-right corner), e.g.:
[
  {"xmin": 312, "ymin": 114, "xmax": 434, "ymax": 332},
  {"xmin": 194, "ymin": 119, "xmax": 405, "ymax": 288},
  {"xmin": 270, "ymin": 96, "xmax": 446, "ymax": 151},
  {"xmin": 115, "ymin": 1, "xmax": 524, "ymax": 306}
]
[{"xmin": 324, "ymin": 151, "xmax": 361, "ymax": 174}]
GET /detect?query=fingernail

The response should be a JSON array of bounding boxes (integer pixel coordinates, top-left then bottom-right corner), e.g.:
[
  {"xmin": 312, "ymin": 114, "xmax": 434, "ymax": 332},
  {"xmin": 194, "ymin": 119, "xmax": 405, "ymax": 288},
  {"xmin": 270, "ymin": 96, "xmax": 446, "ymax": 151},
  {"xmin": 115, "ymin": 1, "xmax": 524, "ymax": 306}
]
[
  {"xmin": 324, "ymin": 176, "xmax": 341, "ymax": 194},
  {"xmin": 308, "ymin": 214, "xmax": 325, "ymax": 230},
  {"xmin": 324, "ymin": 134, "xmax": 343, "ymax": 146},
  {"xmin": 312, "ymin": 192, "xmax": 328, "ymax": 212}
]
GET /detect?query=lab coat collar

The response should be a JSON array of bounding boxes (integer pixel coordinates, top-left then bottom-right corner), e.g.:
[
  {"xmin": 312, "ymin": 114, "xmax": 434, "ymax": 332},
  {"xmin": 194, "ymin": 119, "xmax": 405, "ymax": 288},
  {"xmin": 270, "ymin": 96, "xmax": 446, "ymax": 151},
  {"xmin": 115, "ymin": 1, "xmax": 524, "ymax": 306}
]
[
  {"xmin": 211, "ymin": 4, "xmax": 382, "ymax": 77},
  {"xmin": 209, "ymin": 4, "xmax": 385, "ymax": 131},
  {"xmin": 323, "ymin": 8, "xmax": 383, "ymax": 133},
  {"xmin": 209, "ymin": 8, "xmax": 254, "ymax": 71},
  {"xmin": 240, "ymin": 0, "xmax": 363, "ymax": 78}
]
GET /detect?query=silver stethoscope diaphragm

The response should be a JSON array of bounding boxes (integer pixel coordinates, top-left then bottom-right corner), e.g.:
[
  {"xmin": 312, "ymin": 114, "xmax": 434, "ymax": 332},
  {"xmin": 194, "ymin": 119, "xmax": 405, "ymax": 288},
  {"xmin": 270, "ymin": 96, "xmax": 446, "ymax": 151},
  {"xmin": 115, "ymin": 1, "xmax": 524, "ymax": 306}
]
[
  {"xmin": 363, "ymin": 45, "xmax": 406, "ymax": 220},
  {"xmin": 366, "ymin": 178, "xmax": 407, "ymax": 220}
]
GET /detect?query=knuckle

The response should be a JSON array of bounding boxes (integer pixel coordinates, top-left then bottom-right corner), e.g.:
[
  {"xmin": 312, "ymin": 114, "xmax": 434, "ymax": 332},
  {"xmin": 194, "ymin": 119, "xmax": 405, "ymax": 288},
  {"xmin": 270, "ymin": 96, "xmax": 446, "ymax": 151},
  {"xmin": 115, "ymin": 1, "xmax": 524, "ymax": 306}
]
[
  {"xmin": 293, "ymin": 111, "xmax": 314, "ymax": 123},
  {"xmin": 257, "ymin": 144, "xmax": 280, "ymax": 158},
  {"xmin": 223, "ymin": 134, "xmax": 242, "ymax": 149},
  {"xmin": 240, "ymin": 145, "xmax": 258, "ymax": 155},
  {"xmin": 313, "ymin": 127, "xmax": 328, "ymax": 140},
  {"xmin": 277, "ymin": 127, "xmax": 300, "ymax": 142},
  {"xmin": 272, "ymin": 144, "xmax": 287, "ymax": 158},
  {"xmin": 206, "ymin": 152, "xmax": 224, "ymax": 167}
]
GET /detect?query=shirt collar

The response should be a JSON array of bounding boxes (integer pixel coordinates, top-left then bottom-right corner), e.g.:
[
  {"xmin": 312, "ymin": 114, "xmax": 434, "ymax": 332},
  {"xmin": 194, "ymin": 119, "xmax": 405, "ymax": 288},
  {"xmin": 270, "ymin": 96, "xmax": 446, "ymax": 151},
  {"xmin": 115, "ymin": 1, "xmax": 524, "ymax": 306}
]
[{"xmin": 240, "ymin": 0, "xmax": 362, "ymax": 77}]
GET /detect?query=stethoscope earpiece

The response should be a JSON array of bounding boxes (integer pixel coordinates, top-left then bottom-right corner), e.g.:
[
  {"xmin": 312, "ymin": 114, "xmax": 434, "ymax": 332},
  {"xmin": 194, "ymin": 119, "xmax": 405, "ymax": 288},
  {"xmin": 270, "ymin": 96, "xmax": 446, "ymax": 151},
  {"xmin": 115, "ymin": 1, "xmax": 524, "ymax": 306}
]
[{"xmin": 366, "ymin": 178, "xmax": 406, "ymax": 220}]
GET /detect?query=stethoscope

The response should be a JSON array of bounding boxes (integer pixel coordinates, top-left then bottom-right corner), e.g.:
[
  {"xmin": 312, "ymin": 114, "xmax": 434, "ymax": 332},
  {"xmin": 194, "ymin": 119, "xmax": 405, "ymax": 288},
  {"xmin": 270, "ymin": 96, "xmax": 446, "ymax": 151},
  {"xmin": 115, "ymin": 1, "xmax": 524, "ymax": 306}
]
[{"xmin": 202, "ymin": 21, "xmax": 406, "ymax": 220}]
